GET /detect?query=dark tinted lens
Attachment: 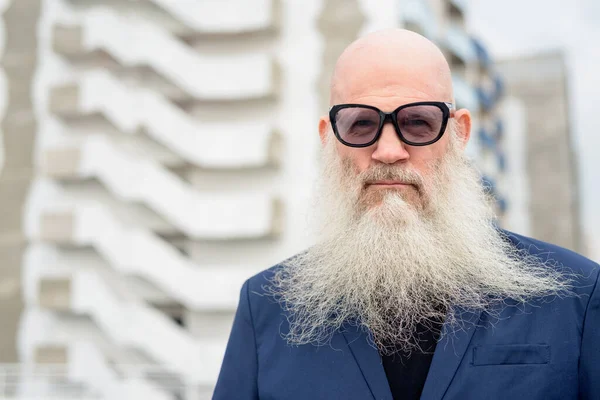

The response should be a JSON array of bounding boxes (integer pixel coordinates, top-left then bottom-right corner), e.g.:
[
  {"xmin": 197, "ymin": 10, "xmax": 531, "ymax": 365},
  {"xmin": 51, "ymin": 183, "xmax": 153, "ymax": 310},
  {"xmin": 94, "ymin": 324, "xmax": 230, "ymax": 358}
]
[
  {"xmin": 334, "ymin": 107, "xmax": 381, "ymax": 145},
  {"xmin": 396, "ymin": 105, "xmax": 444, "ymax": 143}
]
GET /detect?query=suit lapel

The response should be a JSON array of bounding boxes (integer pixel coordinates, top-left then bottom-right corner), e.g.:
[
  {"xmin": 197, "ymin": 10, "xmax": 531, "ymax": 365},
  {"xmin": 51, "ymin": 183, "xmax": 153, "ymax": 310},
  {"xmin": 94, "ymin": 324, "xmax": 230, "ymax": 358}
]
[
  {"xmin": 341, "ymin": 324, "xmax": 393, "ymax": 400},
  {"xmin": 420, "ymin": 308, "xmax": 482, "ymax": 400}
]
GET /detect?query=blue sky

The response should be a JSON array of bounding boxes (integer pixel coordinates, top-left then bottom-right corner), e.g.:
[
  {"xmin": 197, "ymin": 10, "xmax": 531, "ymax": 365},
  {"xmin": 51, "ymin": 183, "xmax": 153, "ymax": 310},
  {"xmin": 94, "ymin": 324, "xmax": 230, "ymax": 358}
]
[{"xmin": 467, "ymin": 0, "xmax": 600, "ymax": 255}]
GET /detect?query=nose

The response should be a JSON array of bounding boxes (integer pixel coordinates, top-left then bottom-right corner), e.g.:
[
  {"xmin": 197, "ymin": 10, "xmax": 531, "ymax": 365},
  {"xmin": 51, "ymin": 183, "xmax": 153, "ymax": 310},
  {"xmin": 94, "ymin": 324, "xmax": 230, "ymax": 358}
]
[{"xmin": 371, "ymin": 122, "xmax": 410, "ymax": 164}]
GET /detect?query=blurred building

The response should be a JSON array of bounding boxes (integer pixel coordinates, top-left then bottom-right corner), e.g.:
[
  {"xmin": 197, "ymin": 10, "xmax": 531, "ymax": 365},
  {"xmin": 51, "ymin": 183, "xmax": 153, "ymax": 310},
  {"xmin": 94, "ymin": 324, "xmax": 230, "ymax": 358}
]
[
  {"xmin": 497, "ymin": 51, "xmax": 585, "ymax": 254},
  {"xmin": 0, "ymin": 0, "xmax": 506, "ymax": 398},
  {"xmin": 0, "ymin": 0, "xmax": 38, "ymax": 364}
]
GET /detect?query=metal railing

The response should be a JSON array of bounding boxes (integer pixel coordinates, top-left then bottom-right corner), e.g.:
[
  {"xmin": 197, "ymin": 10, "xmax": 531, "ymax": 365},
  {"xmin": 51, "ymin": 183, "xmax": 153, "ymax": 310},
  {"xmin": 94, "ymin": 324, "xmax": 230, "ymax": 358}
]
[
  {"xmin": 0, "ymin": 364, "xmax": 101, "ymax": 399},
  {"xmin": 0, "ymin": 364, "xmax": 215, "ymax": 400}
]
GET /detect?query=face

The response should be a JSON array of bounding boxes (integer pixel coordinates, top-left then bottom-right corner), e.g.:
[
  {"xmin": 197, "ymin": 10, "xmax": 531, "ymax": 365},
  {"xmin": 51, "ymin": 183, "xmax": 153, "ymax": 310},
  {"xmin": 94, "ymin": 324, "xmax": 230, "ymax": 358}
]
[{"xmin": 319, "ymin": 82, "xmax": 473, "ymax": 211}]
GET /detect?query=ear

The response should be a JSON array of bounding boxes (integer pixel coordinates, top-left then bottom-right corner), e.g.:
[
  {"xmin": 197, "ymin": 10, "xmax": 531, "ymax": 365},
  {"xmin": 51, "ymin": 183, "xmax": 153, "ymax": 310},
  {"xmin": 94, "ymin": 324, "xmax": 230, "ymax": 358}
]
[
  {"xmin": 453, "ymin": 108, "xmax": 472, "ymax": 149},
  {"xmin": 318, "ymin": 115, "xmax": 330, "ymax": 147}
]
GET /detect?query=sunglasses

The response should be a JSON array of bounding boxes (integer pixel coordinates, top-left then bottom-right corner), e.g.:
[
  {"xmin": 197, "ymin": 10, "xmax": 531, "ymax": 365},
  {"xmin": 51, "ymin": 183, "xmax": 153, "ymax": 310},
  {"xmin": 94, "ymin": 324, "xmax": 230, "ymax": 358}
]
[{"xmin": 329, "ymin": 101, "xmax": 455, "ymax": 147}]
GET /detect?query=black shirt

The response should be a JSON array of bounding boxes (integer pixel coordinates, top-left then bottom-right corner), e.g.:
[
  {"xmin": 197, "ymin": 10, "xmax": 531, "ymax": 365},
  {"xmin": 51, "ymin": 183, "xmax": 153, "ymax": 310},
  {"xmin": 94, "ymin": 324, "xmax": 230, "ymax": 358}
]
[{"xmin": 380, "ymin": 322, "xmax": 443, "ymax": 400}]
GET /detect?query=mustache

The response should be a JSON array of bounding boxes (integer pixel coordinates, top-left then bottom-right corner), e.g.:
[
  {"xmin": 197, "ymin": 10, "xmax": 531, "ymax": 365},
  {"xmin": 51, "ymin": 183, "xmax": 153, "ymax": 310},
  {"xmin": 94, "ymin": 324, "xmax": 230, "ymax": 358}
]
[{"xmin": 357, "ymin": 164, "xmax": 425, "ymax": 188}]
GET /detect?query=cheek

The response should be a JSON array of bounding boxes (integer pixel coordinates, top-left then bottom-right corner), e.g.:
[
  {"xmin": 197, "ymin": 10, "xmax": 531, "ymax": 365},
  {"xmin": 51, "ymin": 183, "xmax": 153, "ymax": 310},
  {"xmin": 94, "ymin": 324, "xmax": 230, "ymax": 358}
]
[
  {"xmin": 336, "ymin": 142, "xmax": 373, "ymax": 173},
  {"xmin": 406, "ymin": 143, "xmax": 447, "ymax": 175}
]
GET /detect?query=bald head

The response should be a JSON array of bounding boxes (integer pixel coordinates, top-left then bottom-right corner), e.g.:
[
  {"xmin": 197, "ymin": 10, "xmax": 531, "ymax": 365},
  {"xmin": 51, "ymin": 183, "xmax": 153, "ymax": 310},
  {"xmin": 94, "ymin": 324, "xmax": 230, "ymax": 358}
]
[
  {"xmin": 318, "ymin": 28, "xmax": 473, "ymax": 205},
  {"xmin": 330, "ymin": 29, "xmax": 453, "ymax": 107}
]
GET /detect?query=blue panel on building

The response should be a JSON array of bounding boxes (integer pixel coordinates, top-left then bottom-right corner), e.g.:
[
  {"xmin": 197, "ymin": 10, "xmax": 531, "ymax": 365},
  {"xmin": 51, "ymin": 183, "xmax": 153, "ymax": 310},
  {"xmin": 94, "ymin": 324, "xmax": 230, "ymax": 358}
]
[
  {"xmin": 497, "ymin": 151, "xmax": 506, "ymax": 172},
  {"xmin": 476, "ymin": 87, "xmax": 494, "ymax": 112},
  {"xmin": 472, "ymin": 38, "xmax": 492, "ymax": 69},
  {"xmin": 494, "ymin": 119, "xmax": 504, "ymax": 140},
  {"xmin": 478, "ymin": 127, "xmax": 496, "ymax": 150},
  {"xmin": 493, "ymin": 74, "xmax": 505, "ymax": 100},
  {"xmin": 497, "ymin": 197, "xmax": 508, "ymax": 213}
]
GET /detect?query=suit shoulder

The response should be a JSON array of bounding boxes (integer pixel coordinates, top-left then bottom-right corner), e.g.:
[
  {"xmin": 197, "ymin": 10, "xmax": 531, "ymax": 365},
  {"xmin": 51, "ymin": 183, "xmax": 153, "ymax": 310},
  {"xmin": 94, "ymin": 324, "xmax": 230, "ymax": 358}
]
[
  {"xmin": 241, "ymin": 264, "xmax": 286, "ymax": 328},
  {"xmin": 245, "ymin": 264, "xmax": 282, "ymax": 295},
  {"xmin": 503, "ymin": 230, "xmax": 600, "ymax": 283}
]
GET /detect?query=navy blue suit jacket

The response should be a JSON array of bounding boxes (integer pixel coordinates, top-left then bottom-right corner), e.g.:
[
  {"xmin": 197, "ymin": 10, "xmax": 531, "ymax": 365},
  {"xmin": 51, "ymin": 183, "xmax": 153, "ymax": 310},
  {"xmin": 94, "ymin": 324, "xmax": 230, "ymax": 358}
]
[{"xmin": 213, "ymin": 232, "xmax": 600, "ymax": 399}]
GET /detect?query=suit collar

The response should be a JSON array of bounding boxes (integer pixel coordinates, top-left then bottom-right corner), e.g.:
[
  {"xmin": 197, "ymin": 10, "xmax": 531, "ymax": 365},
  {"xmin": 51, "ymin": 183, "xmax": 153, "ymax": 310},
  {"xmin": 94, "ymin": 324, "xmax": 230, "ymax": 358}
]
[
  {"xmin": 341, "ymin": 308, "xmax": 482, "ymax": 400},
  {"xmin": 341, "ymin": 323, "xmax": 393, "ymax": 400},
  {"xmin": 420, "ymin": 307, "xmax": 482, "ymax": 400}
]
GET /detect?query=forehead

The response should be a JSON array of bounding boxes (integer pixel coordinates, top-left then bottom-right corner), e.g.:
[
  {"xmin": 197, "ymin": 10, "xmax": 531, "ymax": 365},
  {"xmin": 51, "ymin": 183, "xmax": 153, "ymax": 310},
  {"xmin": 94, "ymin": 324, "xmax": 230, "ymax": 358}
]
[{"xmin": 332, "ymin": 54, "xmax": 452, "ymax": 112}]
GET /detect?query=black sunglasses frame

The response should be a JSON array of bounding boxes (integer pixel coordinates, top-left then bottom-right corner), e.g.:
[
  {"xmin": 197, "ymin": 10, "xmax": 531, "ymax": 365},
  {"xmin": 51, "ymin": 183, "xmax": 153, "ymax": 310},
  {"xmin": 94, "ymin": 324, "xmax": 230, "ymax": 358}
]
[{"xmin": 329, "ymin": 101, "xmax": 455, "ymax": 148}]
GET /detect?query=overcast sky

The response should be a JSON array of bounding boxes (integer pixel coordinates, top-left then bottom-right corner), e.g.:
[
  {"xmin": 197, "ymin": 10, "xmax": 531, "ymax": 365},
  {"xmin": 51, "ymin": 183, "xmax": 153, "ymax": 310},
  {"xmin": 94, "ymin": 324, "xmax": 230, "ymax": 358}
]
[{"xmin": 467, "ymin": 0, "xmax": 600, "ymax": 252}]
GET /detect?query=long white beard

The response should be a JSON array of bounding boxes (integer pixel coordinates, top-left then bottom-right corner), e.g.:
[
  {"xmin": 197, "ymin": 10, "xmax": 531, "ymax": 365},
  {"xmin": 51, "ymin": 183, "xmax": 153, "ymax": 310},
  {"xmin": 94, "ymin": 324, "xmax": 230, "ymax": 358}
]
[{"xmin": 269, "ymin": 132, "xmax": 570, "ymax": 355}]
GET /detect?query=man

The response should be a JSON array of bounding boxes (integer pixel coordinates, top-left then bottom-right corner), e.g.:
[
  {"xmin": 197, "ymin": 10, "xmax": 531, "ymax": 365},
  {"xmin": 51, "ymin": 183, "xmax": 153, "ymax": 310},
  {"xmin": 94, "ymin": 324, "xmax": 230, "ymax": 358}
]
[{"xmin": 213, "ymin": 29, "xmax": 599, "ymax": 399}]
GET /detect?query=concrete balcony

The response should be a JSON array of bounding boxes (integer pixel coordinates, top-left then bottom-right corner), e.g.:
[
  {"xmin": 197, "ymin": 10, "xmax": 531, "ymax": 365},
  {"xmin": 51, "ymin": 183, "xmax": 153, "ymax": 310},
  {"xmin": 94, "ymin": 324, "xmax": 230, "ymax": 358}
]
[
  {"xmin": 38, "ymin": 211, "xmax": 76, "ymax": 244},
  {"xmin": 453, "ymin": 75, "xmax": 480, "ymax": 114},
  {"xmin": 51, "ymin": 8, "xmax": 280, "ymax": 102},
  {"xmin": 47, "ymin": 71, "xmax": 281, "ymax": 170},
  {"xmin": 21, "ymin": 329, "xmax": 171, "ymax": 400},
  {"xmin": 38, "ymin": 277, "xmax": 71, "ymax": 312},
  {"xmin": 40, "ymin": 136, "xmax": 283, "ymax": 240},
  {"xmin": 47, "ymin": 84, "xmax": 79, "ymax": 117},
  {"xmin": 147, "ymin": 0, "xmax": 281, "ymax": 36},
  {"xmin": 402, "ymin": 0, "xmax": 438, "ymax": 39},
  {"xmin": 26, "ymin": 255, "xmax": 228, "ymax": 384},
  {"xmin": 34, "ymin": 345, "xmax": 68, "ymax": 364},
  {"xmin": 28, "ymin": 199, "xmax": 262, "ymax": 311},
  {"xmin": 40, "ymin": 147, "xmax": 81, "ymax": 179},
  {"xmin": 52, "ymin": 25, "xmax": 85, "ymax": 57},
  {"xmin": 442, "ymin": 25, "xmax": 477, "ymax": 69},
  {"xmin": 448, "ymin": 0, "xmax": 466, "ymax": 27}
]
